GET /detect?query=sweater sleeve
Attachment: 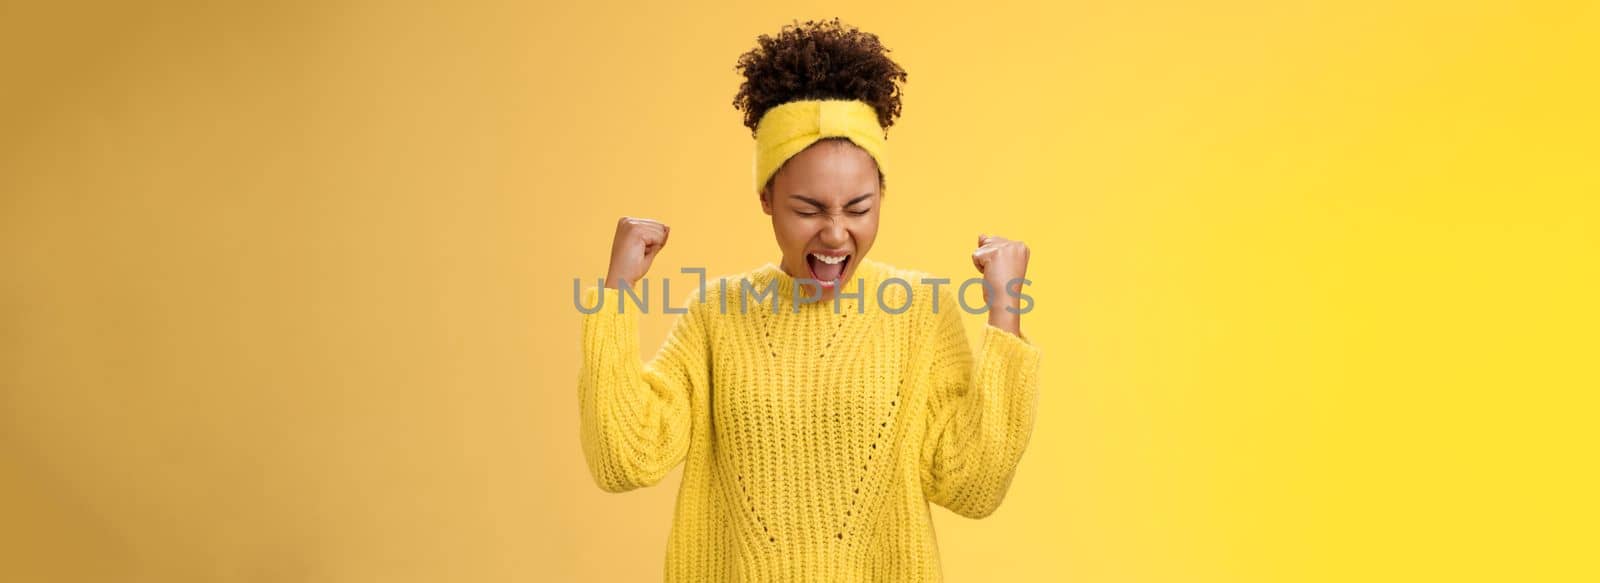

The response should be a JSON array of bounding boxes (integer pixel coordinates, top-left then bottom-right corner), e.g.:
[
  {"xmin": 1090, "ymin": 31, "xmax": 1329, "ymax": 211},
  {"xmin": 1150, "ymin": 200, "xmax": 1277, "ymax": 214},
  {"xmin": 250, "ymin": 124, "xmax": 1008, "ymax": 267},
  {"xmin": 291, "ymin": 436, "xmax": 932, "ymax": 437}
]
[
  {"xmin": 577, "ymin": 286, "xmax": 709, "ymax": 493},
  {"xmin": 919, "ymin": 288, "xmax": 1042, "ymax": 518}
]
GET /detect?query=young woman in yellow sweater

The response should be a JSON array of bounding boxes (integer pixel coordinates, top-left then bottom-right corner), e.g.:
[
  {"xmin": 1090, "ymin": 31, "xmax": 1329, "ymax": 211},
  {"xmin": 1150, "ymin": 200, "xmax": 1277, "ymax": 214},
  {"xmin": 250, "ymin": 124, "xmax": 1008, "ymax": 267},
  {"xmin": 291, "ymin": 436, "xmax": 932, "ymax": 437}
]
[{"xmin": 577, "ymin": 18, "xmax": 1041, "ymax": 581}]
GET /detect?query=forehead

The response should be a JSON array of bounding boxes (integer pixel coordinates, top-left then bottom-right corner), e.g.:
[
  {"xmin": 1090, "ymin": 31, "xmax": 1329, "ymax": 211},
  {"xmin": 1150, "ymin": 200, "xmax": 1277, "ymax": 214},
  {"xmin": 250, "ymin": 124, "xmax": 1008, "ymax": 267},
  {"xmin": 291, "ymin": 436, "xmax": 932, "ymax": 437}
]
[{"xmin": 773, "ymin": 139, "xmax": 881, "ymax": 201}]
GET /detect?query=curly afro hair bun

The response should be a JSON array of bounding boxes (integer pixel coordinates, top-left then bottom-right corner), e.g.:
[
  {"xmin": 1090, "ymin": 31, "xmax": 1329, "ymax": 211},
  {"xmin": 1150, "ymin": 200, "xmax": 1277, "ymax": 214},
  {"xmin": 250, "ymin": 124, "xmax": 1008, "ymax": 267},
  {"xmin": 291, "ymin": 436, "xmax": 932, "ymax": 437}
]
[{"xmin": 732, "ymin": 18, "xmax": 908, "ymax": 137}]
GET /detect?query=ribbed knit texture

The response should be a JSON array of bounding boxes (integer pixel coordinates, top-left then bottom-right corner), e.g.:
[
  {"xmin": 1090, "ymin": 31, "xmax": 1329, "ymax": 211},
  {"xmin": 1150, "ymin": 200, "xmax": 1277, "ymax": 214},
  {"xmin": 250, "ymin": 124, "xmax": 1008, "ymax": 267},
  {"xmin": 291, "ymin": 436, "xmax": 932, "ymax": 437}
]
[{"xmin": 577, "ymin": 259, "xmax": 1041, "ymax": 581}]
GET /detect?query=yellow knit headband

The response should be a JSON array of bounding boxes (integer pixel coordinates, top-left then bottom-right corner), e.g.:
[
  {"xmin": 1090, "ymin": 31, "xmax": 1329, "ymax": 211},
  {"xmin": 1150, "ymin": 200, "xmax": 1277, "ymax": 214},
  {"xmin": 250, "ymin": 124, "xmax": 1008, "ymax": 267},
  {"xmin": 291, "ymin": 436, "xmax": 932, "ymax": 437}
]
[{"xmin": 753, "ymin": 99, "xmax": 887, "ymax": 195}]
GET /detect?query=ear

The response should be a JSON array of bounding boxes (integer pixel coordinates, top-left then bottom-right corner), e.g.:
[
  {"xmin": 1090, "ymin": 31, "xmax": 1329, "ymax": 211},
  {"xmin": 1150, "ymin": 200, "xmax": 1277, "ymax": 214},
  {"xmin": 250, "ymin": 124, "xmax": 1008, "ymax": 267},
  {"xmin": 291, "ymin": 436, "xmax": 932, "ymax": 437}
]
[{"xmin": 759, "ymin": 185, "xmax": 774, "ymax": 216}]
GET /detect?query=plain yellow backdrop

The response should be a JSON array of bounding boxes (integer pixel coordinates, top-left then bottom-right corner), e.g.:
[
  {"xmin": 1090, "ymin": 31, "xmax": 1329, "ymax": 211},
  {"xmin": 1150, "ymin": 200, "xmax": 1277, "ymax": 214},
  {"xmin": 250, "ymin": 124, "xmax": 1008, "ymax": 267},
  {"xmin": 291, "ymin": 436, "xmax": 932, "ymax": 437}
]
[{"xmin": 3, "ymin": 1, "xmax": 1596, "ymax": 581}]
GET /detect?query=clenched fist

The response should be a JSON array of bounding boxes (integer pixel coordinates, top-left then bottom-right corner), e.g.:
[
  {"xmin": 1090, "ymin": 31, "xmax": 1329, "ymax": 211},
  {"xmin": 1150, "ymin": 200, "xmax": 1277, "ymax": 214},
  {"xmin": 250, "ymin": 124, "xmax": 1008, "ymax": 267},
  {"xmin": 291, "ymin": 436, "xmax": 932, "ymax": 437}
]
[
  {"xmin": 605, "ymin": 217, "xmax": 670, "ymax": 289},
  {"xmin": 971, "ymin": 234, "xmax": 1030, "ymax": 335}
]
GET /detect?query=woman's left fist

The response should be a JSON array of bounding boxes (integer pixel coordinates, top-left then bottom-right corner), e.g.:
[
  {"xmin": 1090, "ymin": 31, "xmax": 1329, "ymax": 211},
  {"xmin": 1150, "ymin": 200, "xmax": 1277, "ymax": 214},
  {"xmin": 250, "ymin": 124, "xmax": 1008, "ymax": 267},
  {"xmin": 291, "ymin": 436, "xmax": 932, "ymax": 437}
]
[{"xmin": 971, "ymin": 234, "xmax": 1030, "ymax": 306}]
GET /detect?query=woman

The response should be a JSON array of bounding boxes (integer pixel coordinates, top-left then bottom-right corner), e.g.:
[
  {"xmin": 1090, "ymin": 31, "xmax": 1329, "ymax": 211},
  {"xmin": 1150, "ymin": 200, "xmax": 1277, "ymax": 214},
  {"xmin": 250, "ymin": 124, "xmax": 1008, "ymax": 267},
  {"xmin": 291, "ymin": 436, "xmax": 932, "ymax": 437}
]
[{"xmin": 577, "ymin": 18, "xmax": 1040, "ymax": 581}]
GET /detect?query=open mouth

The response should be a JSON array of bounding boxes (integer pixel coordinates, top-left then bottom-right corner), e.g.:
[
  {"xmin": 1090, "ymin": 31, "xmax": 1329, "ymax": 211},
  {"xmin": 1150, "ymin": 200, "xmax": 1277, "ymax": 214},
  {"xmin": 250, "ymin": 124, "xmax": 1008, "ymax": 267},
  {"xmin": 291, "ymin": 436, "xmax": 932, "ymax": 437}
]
[{"xmin": 805, "ymin": 251, "xmax": 851, "ymax": 287}]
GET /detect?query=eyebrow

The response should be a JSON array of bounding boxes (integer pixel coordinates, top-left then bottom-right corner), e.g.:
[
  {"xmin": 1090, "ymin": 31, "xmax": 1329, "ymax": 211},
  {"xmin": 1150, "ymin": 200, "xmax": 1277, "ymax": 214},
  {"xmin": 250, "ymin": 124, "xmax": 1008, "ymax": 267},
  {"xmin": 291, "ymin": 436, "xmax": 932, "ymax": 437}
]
[{"xmin": 789, "ymin": 193, "xmax": 876, "ymax": 208}]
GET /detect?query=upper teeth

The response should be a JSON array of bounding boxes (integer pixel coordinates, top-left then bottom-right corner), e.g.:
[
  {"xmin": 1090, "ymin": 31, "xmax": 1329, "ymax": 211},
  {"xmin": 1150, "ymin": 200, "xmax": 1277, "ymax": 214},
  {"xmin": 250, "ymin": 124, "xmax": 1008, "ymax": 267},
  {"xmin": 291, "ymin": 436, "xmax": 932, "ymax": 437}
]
[{"xmin": 812, "ymin": 253, "xmax": 847, "ymax": 265}]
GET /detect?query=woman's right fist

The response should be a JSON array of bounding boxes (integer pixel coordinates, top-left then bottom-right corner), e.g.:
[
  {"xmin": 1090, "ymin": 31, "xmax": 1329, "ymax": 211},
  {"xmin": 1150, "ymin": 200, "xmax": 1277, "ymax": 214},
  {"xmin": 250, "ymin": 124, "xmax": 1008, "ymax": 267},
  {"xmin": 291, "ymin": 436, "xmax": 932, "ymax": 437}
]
[{"xmin": 604, "ymin": 217, "xmax": 670, "ymax": 289}]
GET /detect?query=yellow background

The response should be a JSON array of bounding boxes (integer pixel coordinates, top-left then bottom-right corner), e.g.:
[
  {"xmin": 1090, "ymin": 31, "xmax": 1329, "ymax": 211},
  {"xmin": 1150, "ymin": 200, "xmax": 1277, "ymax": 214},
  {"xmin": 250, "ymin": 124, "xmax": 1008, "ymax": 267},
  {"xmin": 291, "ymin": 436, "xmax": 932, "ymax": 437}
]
[{"xmin": 3, "ymin": 1, "xmax": 1596, "ymax": 581}]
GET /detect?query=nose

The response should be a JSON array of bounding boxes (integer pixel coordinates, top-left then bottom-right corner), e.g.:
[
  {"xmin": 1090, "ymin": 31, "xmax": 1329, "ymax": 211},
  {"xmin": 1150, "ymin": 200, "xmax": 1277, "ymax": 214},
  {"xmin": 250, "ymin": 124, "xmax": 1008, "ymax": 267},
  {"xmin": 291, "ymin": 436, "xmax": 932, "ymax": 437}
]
[{"xmin": 819, "ymin": 216, "xmax": 850, "ymax": 248}]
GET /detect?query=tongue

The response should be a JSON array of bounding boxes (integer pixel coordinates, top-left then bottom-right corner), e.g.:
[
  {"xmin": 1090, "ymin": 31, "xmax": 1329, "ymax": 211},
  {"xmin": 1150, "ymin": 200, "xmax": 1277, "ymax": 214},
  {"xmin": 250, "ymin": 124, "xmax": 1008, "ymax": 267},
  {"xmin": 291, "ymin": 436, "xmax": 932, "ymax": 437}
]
[{"xmin": 809, "ymin": 255, "xmax": 845, "ymax": 282}]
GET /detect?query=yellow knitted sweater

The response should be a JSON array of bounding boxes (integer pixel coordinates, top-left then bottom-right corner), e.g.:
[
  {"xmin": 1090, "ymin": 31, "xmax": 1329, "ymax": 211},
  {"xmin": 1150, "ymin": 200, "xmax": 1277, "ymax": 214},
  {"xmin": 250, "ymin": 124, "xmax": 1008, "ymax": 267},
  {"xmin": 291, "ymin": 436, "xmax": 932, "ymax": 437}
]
[{"xmin": 577, "ymin": 258, "xmax": 1041, "ymax": 581}]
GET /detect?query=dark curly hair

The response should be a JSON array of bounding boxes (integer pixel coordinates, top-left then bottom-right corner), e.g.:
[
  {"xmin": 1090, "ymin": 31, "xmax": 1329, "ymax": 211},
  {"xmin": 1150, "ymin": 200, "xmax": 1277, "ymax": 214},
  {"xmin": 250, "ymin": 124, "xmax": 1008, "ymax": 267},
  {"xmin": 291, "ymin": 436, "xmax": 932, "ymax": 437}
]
[{"xmin": 732, "ymin": 18, "xmax": 908, "ymax": 137}]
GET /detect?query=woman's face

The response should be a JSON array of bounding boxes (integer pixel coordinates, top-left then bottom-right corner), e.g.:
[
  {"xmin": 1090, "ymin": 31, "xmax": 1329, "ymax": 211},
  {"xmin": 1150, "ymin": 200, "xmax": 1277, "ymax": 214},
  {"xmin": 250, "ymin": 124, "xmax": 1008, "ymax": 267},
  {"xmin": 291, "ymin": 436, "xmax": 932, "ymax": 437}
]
[{"xmin": 760, "ymin": 138, "xmax": 882, "ymax": 301}]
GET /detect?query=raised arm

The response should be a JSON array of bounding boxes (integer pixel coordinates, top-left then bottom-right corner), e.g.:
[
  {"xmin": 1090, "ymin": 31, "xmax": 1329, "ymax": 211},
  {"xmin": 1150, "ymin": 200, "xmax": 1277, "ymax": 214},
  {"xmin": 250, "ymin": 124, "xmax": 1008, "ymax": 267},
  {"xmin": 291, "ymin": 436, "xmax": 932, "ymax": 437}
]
[
  {"xmin": 919, "ymin": 234, "xmax": 1041, "ymax": 518},
  {"xmin": 918, "ymin": 294, "xmax": 1041, "ymax": 518},
  {"xmin": 577, "ymin": 217, "xmax": 707, "ymax": 493}
]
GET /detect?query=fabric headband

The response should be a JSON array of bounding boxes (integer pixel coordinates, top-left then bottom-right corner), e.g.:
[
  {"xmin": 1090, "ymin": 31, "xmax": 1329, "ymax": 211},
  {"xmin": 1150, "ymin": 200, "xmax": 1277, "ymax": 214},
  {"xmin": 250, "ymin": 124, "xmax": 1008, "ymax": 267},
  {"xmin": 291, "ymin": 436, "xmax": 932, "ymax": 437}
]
[{"xmin": 753, "ymin": 99, "xmax": 888, "ymax": 195}]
